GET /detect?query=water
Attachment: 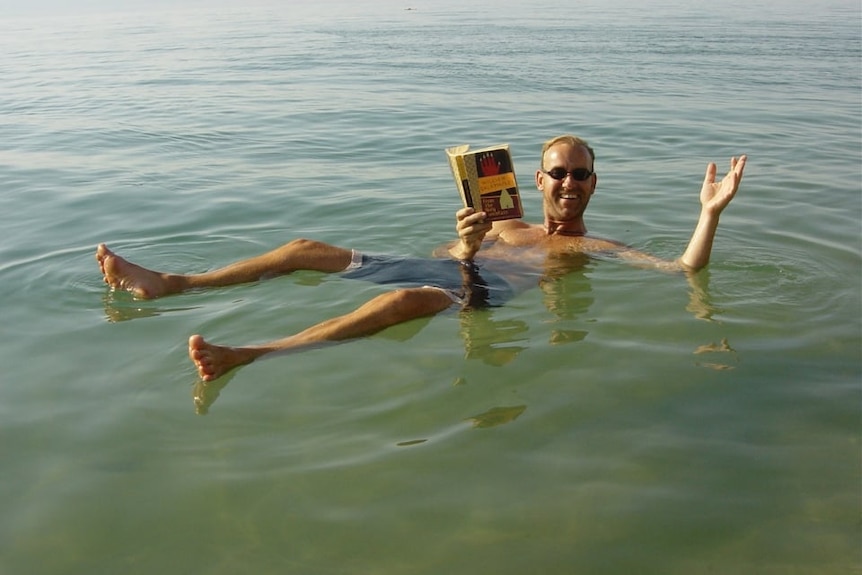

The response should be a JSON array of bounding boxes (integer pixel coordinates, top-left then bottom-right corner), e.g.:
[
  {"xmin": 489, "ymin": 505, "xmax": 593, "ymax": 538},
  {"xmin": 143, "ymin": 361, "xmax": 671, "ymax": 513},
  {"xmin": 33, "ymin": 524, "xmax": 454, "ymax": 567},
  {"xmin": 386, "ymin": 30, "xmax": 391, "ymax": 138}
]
[{"xmin": 1, "ymin": 0, "xmax": 860, "ymax": 573}]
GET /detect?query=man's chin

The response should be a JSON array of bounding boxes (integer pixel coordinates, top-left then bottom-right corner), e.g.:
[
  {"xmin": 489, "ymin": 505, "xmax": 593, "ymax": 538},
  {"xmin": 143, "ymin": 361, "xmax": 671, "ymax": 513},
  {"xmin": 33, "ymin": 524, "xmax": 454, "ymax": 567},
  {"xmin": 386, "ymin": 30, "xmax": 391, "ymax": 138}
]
[
  {"xmin": 558, "ymin": 198, "xmax": 583, "ymax": 211},
  {"xmin": 554, "ymin": 207, "xmax": 583, "ymax": 220}
]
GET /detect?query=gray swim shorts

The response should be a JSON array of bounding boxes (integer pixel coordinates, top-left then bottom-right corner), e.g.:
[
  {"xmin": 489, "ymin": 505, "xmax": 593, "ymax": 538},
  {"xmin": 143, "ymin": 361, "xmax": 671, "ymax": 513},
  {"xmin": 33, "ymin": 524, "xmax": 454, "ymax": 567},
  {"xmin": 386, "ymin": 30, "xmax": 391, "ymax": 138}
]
[{"xmin": 340, "ymin": 251, "xmax": 516, "ymax": 308}]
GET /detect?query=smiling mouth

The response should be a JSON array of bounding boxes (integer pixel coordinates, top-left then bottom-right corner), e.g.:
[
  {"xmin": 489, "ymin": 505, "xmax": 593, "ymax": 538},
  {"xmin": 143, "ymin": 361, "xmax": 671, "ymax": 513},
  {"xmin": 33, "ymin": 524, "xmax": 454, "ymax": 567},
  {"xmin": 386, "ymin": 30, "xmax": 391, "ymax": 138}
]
[{"xmin": 559, "ymin": 193, "xmax": 580, "ymax": 200}]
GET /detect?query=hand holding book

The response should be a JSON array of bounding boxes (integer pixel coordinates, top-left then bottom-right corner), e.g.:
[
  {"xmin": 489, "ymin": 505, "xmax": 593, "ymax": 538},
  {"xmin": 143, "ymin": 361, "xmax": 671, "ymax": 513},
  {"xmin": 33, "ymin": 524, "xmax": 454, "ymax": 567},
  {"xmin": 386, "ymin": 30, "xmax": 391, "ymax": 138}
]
[{"xmin": 450, "ymin": 206, "xmax": 493, "ymax": 261}]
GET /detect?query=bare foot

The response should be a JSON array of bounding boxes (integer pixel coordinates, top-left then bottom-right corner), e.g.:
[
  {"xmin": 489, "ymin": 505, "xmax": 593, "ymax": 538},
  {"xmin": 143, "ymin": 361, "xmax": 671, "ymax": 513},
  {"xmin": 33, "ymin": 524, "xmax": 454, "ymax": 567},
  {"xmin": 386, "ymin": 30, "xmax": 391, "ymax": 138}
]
[
  {"xmin": 96, "ymin": 244, "xmax": 175, "ymax": 299},
  {"xmin": 188, "ymin": 334, "xmax": 262, "ymax": 382}
]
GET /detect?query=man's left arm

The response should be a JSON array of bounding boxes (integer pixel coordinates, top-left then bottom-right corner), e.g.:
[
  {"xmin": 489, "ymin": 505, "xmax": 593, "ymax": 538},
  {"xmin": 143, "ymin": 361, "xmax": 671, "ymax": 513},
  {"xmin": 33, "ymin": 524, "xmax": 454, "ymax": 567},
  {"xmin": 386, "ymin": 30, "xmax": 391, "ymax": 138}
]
[{"xmin": 678, "ymin": 155, "xmax": 747, "ymax": 272}]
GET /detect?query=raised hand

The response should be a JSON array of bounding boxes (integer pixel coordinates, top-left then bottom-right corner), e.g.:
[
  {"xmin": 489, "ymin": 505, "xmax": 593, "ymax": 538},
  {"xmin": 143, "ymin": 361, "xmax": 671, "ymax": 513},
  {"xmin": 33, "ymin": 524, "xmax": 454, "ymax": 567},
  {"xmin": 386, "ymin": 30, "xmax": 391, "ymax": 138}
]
[
  {"xmin": 701, "ymin": 155, "xmax": 747, "ymax": 216},
  {"xmin": 679, "ymin": 155, "xmax": 748, "ymax": 271}
]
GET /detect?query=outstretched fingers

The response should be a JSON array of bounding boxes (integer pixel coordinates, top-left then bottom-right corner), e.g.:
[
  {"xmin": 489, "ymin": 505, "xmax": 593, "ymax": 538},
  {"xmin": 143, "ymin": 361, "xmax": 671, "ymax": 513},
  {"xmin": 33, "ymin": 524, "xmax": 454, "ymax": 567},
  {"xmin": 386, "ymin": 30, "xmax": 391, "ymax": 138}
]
[
  {"xmin": 731, "ymin": 154, "xmax": 748, "ymax": 181},
  {"xmin": 723, "ymin": 155, "xmax": 747, "ymax": 195},
  {"xmin": 700, "ymin": 155, "xmax": 748, "ymax": 214},
  {"xmin": 702, "ymin": 161, "xmax": 718, "ymax": 188}
]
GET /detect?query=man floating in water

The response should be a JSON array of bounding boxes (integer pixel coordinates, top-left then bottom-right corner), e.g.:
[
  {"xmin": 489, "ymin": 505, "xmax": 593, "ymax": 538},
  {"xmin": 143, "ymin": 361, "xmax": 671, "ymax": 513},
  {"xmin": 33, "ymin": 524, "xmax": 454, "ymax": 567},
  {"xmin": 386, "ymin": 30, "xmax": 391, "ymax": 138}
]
[{"xmin": 96, "ymin": 134, "xmax": 747, "ymax": 382}]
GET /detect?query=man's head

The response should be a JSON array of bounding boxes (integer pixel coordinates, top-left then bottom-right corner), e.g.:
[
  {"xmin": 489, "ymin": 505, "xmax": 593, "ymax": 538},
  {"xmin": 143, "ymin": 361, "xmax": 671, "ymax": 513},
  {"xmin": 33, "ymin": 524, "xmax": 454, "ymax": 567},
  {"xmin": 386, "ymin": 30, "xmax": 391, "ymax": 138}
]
[
  {"xmin": 536, "ymin": 135, "xmax": 598, "ymax": 232},
  {"xmin": 540, "ymin": 135, "xmax": 595, "ymax": 167}
]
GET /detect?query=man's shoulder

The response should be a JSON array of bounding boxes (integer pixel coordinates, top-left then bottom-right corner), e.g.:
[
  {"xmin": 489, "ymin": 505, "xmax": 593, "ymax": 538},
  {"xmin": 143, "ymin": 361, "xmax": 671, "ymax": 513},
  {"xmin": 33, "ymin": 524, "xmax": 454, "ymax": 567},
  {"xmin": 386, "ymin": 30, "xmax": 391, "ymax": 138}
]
[
  {"xmin": 493, "ymin": 221, "xmax": 545, "ymax": 247},
  {"xmin": 490, "ymin": 219, "xmax": 536, "ymax": 236}
]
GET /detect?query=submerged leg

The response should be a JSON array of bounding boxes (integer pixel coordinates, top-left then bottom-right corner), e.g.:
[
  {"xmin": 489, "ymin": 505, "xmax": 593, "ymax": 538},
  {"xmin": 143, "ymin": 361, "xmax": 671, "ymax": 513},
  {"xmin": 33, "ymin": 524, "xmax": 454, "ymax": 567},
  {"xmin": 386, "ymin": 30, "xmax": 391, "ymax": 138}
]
[
  {"xmin": 96, "ymin": 239, "xmax": 353, "ymax": 299},
  {"xmin": 188, "ymin": 287, "xmax": 456, "ymax": 381}
]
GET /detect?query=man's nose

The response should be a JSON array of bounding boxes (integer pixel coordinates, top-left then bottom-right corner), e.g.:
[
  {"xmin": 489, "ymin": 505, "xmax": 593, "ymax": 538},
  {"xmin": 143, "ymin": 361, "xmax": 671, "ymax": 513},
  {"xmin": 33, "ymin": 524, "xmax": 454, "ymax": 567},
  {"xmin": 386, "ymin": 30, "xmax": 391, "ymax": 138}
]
[{"xmin": 562, "ymin": 173, "xmax": 579, "ymax": 187}]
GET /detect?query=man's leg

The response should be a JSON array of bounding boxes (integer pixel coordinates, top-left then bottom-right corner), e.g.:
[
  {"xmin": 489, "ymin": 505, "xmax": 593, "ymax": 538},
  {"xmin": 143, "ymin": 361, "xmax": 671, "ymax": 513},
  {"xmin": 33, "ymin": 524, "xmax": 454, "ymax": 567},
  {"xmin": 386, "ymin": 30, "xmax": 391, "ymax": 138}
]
[
  {"xmin": 189, "ymin": 286, "xmax": 456, "ymax": 381},
  {"xmin": 96, "ymin": 239, "xmax": 353, "ymax": 299}
]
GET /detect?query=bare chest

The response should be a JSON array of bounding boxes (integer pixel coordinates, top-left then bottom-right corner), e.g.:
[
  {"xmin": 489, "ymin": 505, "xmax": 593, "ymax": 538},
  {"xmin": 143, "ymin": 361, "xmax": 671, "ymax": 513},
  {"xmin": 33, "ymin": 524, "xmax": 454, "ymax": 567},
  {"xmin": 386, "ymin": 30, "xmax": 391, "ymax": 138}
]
[{"xmin": 495, "ymin": 227, "xmax": 622, "ymax": 253}]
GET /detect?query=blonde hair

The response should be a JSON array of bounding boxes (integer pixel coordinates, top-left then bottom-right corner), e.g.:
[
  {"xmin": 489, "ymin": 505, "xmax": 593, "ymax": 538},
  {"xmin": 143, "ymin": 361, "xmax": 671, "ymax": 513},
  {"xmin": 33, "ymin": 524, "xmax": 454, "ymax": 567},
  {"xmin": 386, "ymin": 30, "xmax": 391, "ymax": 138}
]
[{"xmin": 541, "ymin": 135, "xmax": 595, "ymax": 168}]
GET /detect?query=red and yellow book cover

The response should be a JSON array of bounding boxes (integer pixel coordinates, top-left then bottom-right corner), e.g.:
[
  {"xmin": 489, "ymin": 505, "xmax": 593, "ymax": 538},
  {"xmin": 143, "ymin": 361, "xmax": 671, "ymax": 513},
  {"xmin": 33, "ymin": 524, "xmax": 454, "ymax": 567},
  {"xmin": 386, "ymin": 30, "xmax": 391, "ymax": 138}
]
[{"xmin": 446, "ymin": 144, "xmax": 523, "ymax": 221}]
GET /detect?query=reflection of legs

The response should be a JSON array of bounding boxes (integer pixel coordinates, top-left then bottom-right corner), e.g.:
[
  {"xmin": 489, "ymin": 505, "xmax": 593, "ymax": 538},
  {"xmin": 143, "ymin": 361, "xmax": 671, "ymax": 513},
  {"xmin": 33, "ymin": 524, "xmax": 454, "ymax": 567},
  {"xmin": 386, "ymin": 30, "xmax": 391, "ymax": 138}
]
[
  {"xmin": 96, "ymin": 239, "xmax": 353, "ymax": 299},
  {"xmin": 189, "ymin": 287, "xmax": 456, "ymax": 381}
]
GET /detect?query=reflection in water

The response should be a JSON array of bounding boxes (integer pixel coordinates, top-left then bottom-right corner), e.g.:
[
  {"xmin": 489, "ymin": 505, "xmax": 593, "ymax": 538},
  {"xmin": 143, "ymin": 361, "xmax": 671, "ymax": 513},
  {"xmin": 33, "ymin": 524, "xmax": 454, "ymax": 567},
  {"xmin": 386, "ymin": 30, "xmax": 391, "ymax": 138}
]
[
  {"xmin": 457, "ymin": 251, "xmax": 596, "ymax": 366},
  {"xmin": 459, "ymin": 310, "xmax": 528, "ymax": 366},
  {"xmin": 540, "ymin": 252, "xmax": 593, "ymax": 317},
  {"xmin": 694, "ymin": 338, "xmax": 736, "ymax": 354},
  {"xmin": 684, "ymin": 270, "xmax": 736, "ymax": 368},
  {"xmin": 697, "ymin": 362, "xmax": 735, "ymax": 371},
  {"xmin": 192, "ymin": 372, "xmax": 236, "ymax": 415},
  {"xmin": 548, "ymin": 329, "xmax": 588, "ymax": 345},
  {"xmin": 101, "ymin": 293, "xmax": 199, "ymax": 323},
  {"xmin": 540, "ymin": 252, "xmax": 594, "ymax": 346},
  {"xmin": 685, "ymin": 269, "xmax": 722, "ymax": 321},
  {"xmin": 693, "ymin": 337, "xmax": 738, "ymax": 370},
  {"xmin": 465, "ymin": 405, "xmax": 527, "ymax": 428}
]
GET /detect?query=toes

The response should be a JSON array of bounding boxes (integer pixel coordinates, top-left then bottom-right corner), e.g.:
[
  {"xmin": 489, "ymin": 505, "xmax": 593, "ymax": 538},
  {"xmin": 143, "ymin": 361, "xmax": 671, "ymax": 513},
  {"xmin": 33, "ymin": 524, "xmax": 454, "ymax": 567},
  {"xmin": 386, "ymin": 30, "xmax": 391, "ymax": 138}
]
[
  {"xmin": 188, "ymin": 335, "xmax": 214, "ymax": 379},
  {"xmin": 195, "ymin": 357, "xmax": 214, "ymax": 381}
]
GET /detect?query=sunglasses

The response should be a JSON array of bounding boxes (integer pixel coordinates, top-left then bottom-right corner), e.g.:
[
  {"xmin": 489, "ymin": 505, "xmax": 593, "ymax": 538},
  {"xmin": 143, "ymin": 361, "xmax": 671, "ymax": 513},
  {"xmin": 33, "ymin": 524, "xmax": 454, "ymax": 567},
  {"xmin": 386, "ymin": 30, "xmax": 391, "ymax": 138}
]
[{"xmin": 542, "ymin": 167, "xmax": 594, "ymax": 181}]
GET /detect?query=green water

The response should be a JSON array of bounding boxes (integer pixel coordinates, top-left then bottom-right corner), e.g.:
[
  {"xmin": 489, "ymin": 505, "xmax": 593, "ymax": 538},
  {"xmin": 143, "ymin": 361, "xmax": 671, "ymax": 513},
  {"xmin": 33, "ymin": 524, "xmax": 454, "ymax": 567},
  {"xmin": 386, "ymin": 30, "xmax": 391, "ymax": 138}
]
[{"xmin": 1, "ymin": 0, "xmax": 860, "ymax": 573}]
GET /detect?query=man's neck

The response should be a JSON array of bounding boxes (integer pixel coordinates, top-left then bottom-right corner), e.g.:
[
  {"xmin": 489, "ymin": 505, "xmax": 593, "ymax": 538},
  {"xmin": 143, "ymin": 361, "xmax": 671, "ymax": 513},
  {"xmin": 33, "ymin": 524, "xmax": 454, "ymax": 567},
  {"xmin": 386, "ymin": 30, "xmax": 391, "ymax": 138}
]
[{"xmin": 543, "ymin": 218, "xmax": 587, "ymax": 237}]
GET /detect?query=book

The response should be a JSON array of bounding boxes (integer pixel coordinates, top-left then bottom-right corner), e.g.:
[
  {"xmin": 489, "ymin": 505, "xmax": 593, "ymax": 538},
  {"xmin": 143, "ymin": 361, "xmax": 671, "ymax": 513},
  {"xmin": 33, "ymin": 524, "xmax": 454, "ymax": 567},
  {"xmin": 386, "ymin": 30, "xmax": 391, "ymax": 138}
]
[{"xmin": 446, "ymin": 143, "xmax": 523, "ymax": 221}]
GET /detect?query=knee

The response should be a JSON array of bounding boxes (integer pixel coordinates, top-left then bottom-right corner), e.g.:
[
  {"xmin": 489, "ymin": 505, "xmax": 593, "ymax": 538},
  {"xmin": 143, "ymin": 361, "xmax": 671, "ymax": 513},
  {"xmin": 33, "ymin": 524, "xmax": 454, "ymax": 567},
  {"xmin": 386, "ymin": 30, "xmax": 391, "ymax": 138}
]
[
  {"xmin": 282, "ymin": 238, "xmax": 319, "ymax": 252},
  {"xmin": 383, "ymin": 287, "xmax": 454, "ymax": 315},
  {"xmin": 273, "ymin": 238, "xmax": 351, "ymax": 273},
  {"xmin": 276, "ymin": 238, "xmax": 331, "ymax": 260}
]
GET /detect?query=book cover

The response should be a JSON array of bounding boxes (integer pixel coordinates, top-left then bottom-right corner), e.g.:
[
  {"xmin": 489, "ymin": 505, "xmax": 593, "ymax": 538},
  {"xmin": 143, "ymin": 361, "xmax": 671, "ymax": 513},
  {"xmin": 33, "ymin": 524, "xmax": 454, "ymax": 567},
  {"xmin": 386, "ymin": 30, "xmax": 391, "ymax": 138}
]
[{"xmin": 446, "ymin": 143, "xmax": 524, "ymax": 221}]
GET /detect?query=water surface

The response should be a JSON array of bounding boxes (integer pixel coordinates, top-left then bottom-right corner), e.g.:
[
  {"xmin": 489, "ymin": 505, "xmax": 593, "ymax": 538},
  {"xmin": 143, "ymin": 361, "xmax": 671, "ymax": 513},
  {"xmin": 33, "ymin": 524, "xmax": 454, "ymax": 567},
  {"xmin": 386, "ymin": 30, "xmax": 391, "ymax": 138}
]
[{"xmin": 1, "ymin": 0, "xmax": 860, "ymax": 573}]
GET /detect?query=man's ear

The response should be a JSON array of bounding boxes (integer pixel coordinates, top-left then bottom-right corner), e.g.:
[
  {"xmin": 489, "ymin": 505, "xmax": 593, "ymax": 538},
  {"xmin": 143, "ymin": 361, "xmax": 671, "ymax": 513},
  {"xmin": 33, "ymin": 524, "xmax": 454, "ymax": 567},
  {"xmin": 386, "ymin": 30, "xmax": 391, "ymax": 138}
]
[{"xmin": 535, "ymin": 169, "xmax": 544, "ymax": 190}]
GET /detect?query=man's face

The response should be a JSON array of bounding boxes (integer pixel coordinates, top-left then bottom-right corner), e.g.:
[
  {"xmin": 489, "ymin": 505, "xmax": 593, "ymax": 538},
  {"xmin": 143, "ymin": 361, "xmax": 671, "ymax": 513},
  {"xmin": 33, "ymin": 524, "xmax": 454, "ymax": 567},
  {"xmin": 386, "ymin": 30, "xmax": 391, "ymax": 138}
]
[{"xmin": 535, "ymin": 143, "xmax": 597, "ymax": 223}]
